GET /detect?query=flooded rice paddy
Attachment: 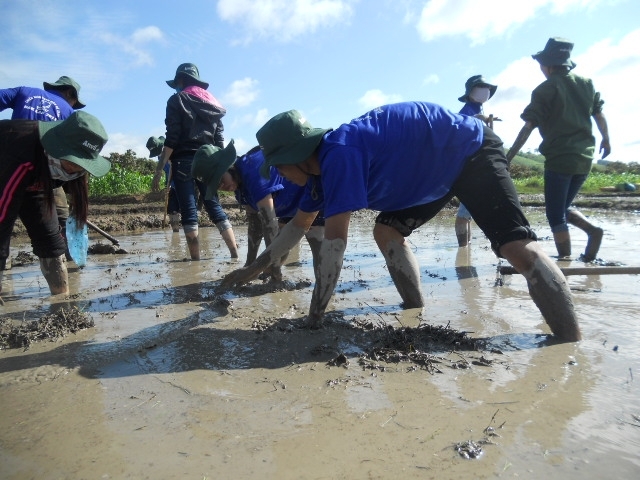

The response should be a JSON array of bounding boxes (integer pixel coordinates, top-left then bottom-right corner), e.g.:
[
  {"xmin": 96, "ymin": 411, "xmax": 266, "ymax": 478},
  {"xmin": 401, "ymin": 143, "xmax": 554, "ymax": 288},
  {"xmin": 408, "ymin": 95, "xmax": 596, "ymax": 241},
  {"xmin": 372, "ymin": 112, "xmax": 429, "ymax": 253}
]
[{"xmin": 0, "ymin": 207, "xmax": 639, "ymax": 479}]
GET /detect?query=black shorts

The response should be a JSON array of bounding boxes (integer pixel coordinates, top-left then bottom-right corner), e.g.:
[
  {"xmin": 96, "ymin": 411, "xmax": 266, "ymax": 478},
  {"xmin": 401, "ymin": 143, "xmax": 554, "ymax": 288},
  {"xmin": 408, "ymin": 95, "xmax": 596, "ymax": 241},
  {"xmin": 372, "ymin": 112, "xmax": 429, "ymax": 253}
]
[{"xmin": 375, "ymin": 127, "xmax": 536, "ymax": 256}]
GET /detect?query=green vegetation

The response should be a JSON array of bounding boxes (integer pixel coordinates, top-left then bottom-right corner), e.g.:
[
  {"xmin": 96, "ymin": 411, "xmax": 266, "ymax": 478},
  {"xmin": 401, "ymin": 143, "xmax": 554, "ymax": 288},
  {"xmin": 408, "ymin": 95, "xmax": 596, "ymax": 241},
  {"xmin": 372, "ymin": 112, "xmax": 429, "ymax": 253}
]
[{"xmin": 89, "ymin": 150, "xmax": 639, "ymax": 198}]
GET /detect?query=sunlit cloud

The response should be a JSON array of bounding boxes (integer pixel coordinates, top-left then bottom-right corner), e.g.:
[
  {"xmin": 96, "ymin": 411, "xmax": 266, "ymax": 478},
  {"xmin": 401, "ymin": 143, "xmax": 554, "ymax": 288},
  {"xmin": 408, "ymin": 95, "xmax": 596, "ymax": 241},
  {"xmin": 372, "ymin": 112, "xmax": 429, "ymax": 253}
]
[
  {"xmin": 217, "ymin": 0, "xmax": 356, "ymax": 43},
  {"xmin": 222, "ymin": 78, "xmax": 260, "ymax": 107},
  {"xmin": 358, "ymin": 89, "xmax": 403, "ymax": 110},
  {"xmin": 415, "ymin": 0, "xmax": 606, "ymax": 45}
]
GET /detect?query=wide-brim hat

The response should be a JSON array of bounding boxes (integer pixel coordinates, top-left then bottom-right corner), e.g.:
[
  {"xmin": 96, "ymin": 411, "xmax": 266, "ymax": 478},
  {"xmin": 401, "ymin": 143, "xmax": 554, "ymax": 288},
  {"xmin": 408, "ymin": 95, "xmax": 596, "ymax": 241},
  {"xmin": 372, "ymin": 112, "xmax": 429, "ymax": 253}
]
[
  {"xmin": 38, "ymin": 111, "xmax": 111, "ymax": 177},
  {"xmin": 146, "ymin": 136, "xmax": 165, "ymax": 157},
  {"xmin": 43, "ymin": 76, "xmax": 86, "ymax": 109},
  {"xmin": 458, "ymin": 75, "xmax": 498, "ymax": 102},
  {"xmin": 532, "ymin": 37, "xmax": 576, "ymax": 70},
  {"xmin": 191, "ymin": 140, "xmax": 237, "ymax": 200},
  {"xmin": 257, "ymin": 110, "xmax": 331, "ymax": 179},
  {"xmin": 166, "ymin": 63, "xmax": 209, "ymax": 89}
]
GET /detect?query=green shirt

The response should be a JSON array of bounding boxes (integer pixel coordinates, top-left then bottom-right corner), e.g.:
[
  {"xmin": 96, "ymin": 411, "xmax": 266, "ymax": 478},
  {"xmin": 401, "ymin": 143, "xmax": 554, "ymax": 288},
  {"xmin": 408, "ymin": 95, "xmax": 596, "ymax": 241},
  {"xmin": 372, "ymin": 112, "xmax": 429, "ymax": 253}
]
[{"xmin": 521, "ymin": 72, "xmax": 604, "ymax": 174}]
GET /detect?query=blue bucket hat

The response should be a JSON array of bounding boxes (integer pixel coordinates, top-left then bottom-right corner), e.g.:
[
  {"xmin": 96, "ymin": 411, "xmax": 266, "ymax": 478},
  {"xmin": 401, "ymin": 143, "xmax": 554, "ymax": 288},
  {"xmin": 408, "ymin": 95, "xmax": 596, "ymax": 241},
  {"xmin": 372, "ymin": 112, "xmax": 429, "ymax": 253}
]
[
  {"xmin": 191, "ymin": 141, "xmax": 237, "ymax": 200},
  {"xmin": 458, "ymin": 75, "xmax": 498, "ymax": 103}
]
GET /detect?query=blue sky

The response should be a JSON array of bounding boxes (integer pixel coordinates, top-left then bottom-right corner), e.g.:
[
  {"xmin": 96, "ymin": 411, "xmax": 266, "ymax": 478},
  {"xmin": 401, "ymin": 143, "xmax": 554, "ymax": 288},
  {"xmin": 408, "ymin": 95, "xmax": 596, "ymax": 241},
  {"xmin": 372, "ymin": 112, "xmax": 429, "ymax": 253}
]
[{"xmin": 2, "ymin": 0, "xmax": 639, "ymax": 163}]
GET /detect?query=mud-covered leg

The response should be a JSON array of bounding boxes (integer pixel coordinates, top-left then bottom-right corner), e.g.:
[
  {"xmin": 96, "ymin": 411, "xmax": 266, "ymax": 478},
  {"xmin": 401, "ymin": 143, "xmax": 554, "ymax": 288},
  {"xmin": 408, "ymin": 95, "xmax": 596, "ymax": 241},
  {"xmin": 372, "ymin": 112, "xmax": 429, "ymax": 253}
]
[
  {"xmin": 305, "ymin": 225, "xmax": 325, "ymax": 273},
  {"xmin": 374, "ymin": 224, "xmax": 424, "ymax": 309},
  {"xmin": 552, "ymin": 230, "xmax": 571, "ymax": 258},
  {"xmin": 184, "ymin": 225, "xmax": 200, "ymax": 260},
  {"xmin": 455, "ymin": 217, "xmax": 471, "ymax": 247},
  {"xmin": 39, "ymin": 254, "xmax": 69, "ymax": 295},
  {"xmin": 500, "ymin": 239, "xmax": 581, "ymax": 341},
  {"xmin": 567, "ymin": 209, "xmax": 603, "ymax": 262},
  {"xmin": 217, "ymin": 220, "xmax": 239, "ymax": 258}
]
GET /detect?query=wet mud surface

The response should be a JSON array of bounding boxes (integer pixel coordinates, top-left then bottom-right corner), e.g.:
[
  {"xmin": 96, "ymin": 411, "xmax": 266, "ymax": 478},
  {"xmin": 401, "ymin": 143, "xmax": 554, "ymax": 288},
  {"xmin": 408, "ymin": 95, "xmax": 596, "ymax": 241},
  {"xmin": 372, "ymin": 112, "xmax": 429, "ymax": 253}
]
[{"xmin": 1, "ymin": 197, "xmax": 639, "ymax": 479}]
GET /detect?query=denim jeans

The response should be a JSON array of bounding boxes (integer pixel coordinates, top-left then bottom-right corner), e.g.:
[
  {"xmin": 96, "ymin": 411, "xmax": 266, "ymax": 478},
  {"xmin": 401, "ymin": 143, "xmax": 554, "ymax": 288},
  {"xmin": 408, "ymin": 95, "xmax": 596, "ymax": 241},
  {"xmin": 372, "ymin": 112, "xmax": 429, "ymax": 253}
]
[
  {"xmin": 171, "ymin": 156, "xmax": 228, "ymax": 226},
  {"xmin": 544, "ymin": 169, "xmax": 588, "ymax": 232}
]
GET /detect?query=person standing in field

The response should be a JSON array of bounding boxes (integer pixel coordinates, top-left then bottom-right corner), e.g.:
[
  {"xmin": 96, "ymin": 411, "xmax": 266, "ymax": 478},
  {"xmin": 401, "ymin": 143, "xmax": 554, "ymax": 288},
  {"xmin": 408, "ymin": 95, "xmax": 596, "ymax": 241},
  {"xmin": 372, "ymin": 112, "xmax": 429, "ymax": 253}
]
[
  {"xmin": 152, "ymin": 63, "xmax": 238, "ymax": 260},
  {"xmin": 223, "ymin": 102, "xmax": 582, "ymax": 342},
  {"xmin": 0, "ymin": 76, "xmax": 87, "ymax": 260},
  {"xmin": 506, "ymin": 38, "xmax": 611, "ymax": 262},
  {"xmin": 455, "ymin": 75, "xmax": 500, "ymax": 247}
]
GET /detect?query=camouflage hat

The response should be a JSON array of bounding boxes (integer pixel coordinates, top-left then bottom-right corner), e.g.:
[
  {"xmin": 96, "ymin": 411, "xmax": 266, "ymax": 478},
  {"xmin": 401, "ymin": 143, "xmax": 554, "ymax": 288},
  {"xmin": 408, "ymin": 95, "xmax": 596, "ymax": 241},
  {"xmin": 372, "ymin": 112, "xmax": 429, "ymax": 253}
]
[
  {"xmin": 458, "ymin": 75, "xmax": 498, "ymax": 102},
  {"xmin": 146, "ymin": 136, "xmax": 165, "ymax": 158},
  {"xmin": 532, "ymin": 37, "xmax": 576, "ymax": 70},
  {"xmin": 256, "ymin": 110, "xmax": 330, "ymax": 179},
  {"xmin": 43, "ymin": 76, "xmax": 85, "ymax": 109},
  {"xmin": 191, "ymin": 140, "xmax": 237, "ymax": 200},
  {"xmin": 38, "ymin": 111, "xmax": 111, "ymax": 177},
  {"xmin": 166, "ymin": 63, "xmax": 209, "ymax": 89}
]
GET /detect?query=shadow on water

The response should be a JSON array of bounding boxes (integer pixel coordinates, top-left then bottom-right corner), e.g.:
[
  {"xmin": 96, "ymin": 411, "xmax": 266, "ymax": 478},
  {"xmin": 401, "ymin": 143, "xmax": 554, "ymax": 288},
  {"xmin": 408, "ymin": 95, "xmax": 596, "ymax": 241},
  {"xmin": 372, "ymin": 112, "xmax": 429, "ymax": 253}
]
[{"xmin": 0, "ymin": 283, "xmax": 557, "ymax": 381}]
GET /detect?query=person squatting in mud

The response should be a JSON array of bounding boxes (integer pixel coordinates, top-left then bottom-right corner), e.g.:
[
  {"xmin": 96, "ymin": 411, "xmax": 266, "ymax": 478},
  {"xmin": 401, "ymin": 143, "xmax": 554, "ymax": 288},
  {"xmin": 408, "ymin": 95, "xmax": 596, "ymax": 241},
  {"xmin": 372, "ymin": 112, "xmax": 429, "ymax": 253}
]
[
  {"xmin": 222, "ymin": 101, "xmax": 582, "ymax": 342},
  {"xmin": 507, "ymin": 37, "xmax": 611, "ymax": 262},
  {"xmin": 152, "ymin": 63, "xmax": 238, "ymax": 260},
  {"xmin": 192, "ymin": 142, "xmax": 325, "ymax": 281},
  {"xmin": 0, "ymin": 111, "xmax": 111, "ymax": 297}
]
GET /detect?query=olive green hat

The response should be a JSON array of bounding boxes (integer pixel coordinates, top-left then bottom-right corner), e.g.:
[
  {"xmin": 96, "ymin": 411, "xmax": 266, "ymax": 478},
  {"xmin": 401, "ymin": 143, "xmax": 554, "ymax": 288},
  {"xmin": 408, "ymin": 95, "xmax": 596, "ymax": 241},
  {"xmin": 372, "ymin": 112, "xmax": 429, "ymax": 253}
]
[
  {"xmin": 257, "ymin": 110, "xmax": 330, "ymax": 179},
  {"xmin": 146, "ymin": 136, "xmax": 165, "ymax": 158},
  {"xmin": 38, "ymin": 111, "xmax": 111, "ymax": 177},
  {"xmin": 532, "ymin": 37, "xmax": 576, "ymax": 70},
  {"xmin": 191, "ymin": 140, "xmax": 237, "ymax": 200},
  {"xmin": 43, "ymin": 76, "xmax": 85, "ymax": 109},
  {"xmin": 458, "ymin": 75, "xmax": 498, "ymax": 102},
  {"xmin": 166, "ymin": 63, "xmax": 209, "ymax": 89}
]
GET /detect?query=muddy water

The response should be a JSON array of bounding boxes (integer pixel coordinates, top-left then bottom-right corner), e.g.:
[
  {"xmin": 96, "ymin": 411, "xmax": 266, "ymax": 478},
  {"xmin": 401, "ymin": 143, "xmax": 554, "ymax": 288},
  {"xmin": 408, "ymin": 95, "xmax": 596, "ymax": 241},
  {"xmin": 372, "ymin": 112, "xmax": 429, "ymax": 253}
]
[{"xmin": 1, "ymin": 208, "xmax": 639, "ymax": 479}]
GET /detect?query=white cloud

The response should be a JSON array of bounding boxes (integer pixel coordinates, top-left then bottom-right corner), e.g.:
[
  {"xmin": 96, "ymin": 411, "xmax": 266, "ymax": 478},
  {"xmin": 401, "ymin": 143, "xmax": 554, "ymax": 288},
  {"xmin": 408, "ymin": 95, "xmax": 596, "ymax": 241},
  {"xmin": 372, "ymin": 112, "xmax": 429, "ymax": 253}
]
[
  {"xmin": 217, "ymin": 0, "xmax": 356, "ymax": 42},
  {"xmin": 99, "ymin": 26, "xmax": 165, "ymax": 67},
  {"xmin": 416, "ymin": 0, "xmax": 606, "ymax": 45},
  {"xmin": 358, "ymin": 89, "xmax": 403, "ymax": 110},
  {"xmin": 222, "ymin": 78, "xmax": 260, "ymax": 107},
  {"xmin": 423, "ymin": 74, "xmax": 440, "ymax": 85},
  {"xmin": 489, "ymin": 29, "xmax": 640, "ymax": 163},
  {"xmin": 104, "ymin": 132, "xmax": 149, "ymax": 158}
]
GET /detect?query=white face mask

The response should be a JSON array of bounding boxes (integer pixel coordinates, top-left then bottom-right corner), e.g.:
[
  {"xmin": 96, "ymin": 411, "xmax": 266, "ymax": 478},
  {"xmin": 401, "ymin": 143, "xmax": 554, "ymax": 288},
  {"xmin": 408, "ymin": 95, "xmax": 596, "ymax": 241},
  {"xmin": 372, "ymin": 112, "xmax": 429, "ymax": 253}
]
[
  {"xmin": 469, "ymin": 86, "xmax": 491, "ymax": 104},
  {"xmin": 47, "ymin": 155, "xmax": 85, "ymax": 182}
]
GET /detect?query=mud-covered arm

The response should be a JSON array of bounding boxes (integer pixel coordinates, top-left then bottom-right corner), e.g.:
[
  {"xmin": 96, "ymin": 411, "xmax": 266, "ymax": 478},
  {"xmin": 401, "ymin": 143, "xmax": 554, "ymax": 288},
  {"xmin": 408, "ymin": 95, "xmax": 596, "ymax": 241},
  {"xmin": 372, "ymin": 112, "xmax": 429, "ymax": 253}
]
[
  {"xmin": 306, "ymin": 212, "xmax": 350, "ymax": 328},
  {"xmin": 505, "ymin": 121, "xmax": 535, "ymax": 166},
  {"xmin": 244, "ymin": 207, "xmax": 263, "ymax": 266},
  {"xmin": 256, "ymin": 195, "xmax": 280, "ymax": 248},
  {"xmin": 221, "ymin": 209, "xmax": 318, "ymax": 287},
  {"xmin": 593, "ymin": 111, "xmax": 611, "ymax": 159}
]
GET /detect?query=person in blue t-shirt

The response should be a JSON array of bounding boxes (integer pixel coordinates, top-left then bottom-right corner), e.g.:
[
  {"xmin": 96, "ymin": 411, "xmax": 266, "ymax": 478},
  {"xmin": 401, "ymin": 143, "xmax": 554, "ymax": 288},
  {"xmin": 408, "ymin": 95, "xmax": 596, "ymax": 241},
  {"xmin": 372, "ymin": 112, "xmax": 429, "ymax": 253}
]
[
  {"xmin": 192, "ymin": 144, "xmax": 324, "ymax": 281},
  {"xmin": 1, "ymin": 76, "xmax": 86, "ymax": 261},
  {"xmin": 455, "ymin": 75, "xmax": 500, "ymax": 247},
  {"xmin": 222, "ymin": 101, "xmax": 581, "ymax": 342}
]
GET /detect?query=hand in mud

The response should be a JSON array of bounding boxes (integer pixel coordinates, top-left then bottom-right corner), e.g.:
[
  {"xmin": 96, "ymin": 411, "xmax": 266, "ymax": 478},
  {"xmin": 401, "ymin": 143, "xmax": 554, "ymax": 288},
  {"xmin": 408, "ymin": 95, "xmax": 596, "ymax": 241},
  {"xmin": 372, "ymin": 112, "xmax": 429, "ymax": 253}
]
[{"xmin": 220, "ymin": 266, "xmax": 262, "ymax": 288}]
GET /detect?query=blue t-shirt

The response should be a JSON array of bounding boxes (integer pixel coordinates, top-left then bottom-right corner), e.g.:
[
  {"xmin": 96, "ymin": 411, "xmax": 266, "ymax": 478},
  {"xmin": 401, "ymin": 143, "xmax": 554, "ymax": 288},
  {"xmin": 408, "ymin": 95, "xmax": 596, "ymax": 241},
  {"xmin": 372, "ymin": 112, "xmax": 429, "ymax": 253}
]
[
  {"xmin": 234, "ymin": 148, "xmax": 304, "ymax": 218},
  {"xmin": 299, "ymin": 102, "xmax": 484, "ymax": 217},
  {"xmin": 459, "ymin": 101, "xmax": 481, "ymax": 116},
  {"xmin": 0, "ymin": 86, "xmax": 75, "ymax": 121}
]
